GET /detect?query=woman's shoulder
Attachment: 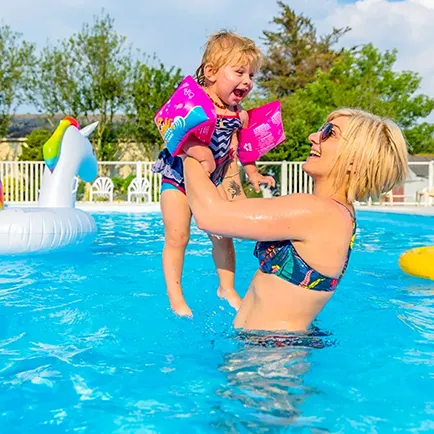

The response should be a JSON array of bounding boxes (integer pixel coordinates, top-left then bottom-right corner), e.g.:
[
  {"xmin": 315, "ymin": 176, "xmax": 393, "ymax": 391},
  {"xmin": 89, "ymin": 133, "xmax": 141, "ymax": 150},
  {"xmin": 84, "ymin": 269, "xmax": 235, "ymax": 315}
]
[{"xmin": 279, "ymin": 194, "xmax": 354, "ymax": 228}]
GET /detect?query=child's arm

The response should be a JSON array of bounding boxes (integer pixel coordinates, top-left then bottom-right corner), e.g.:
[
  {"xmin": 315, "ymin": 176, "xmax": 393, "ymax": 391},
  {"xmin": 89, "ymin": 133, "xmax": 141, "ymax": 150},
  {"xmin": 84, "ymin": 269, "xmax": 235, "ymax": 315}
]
[
  {"xmin": 237, "ymin": 108, "xmax": 276, "ymax": 193},
  {"xmin": 242, "ymin": 163, "xmax": 275, "ymax": 193}
]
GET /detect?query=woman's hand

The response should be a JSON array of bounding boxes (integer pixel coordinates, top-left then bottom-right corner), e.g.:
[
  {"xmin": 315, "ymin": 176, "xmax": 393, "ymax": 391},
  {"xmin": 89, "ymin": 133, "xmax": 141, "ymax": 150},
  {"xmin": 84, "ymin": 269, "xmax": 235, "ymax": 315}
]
[{"xmin": 182, "ymin": 135, "xmax": 215, "ymax": 176}]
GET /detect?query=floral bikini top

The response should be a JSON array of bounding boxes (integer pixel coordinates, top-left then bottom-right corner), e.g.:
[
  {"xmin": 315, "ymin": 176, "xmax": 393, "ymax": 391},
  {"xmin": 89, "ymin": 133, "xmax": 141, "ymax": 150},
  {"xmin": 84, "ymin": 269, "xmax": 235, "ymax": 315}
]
[{"xmin": 254, "ymin": 201, "xmax": 356, "ymax": 292}]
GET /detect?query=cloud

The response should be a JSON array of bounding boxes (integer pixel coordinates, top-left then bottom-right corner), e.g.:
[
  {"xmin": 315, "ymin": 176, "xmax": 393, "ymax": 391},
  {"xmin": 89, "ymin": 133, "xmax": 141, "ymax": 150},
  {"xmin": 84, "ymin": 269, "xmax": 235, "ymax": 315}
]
[
  {"xmin": 2, "ymin": 0, "xmax": 434, "ymax": 115},
  {"xmin": 322, "ymin": 0, "xmax": 434, "ymax": 96}
]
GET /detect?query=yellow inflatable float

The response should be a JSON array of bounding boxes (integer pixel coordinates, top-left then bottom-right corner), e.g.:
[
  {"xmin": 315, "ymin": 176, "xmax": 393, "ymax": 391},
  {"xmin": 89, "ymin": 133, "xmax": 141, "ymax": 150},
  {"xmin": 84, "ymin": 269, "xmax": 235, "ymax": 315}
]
[{"xmin": 399, "ymin": 246, "xmax": 434, "ymax": 280}]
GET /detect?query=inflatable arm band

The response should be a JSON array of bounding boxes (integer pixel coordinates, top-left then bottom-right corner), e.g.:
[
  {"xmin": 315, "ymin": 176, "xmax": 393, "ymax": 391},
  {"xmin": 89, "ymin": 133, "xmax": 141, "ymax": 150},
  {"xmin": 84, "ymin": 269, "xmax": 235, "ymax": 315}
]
[
  {"xmin": 237, "ymin": 101, "xmax": 285, "ymax": 164},
  {"xmin": 154, "ymin": 75, "xmax": 217, "ymax": 156}
]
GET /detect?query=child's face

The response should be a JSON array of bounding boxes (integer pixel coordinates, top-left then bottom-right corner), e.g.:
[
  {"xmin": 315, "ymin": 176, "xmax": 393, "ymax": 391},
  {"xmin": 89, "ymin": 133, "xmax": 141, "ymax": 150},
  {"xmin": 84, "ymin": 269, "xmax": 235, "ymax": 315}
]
[{"xmin": 212, "ymin": 63, "xmax": 255, "ymax": 106}]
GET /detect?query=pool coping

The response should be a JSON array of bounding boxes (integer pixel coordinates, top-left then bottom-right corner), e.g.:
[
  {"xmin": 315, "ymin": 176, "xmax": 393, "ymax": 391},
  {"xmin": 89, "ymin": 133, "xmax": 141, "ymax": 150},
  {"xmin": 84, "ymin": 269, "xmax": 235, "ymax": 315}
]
[
  {"xmin": 8, "ymin": 202, "xmax": 161, "ymax": 213},
  {"xmin": 6, "ymin": 202, "xmax": 434, "ymax": 216}
]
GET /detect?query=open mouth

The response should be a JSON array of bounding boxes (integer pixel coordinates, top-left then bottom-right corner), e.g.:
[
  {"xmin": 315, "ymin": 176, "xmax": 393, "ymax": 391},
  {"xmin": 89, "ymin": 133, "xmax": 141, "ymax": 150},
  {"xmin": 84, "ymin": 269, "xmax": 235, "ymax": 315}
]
[
  {"xmin": 309, "ymin": 149, "xmax": 321, "ymax": 158},
  {"xmin": 233, "ymin": 88, "xmax": 247, "ymax": 99}
]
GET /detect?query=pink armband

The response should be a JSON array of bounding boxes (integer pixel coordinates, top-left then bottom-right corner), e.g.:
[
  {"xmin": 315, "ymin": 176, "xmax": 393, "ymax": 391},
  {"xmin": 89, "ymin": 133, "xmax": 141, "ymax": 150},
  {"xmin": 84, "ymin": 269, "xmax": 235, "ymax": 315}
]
[
  {"xmin": 237, "ymin": 101, "xmax": 285, "ymax": 164},
  {"xmin": 154, "ymin": 75, "xmax": 217, "ymax": 156}
]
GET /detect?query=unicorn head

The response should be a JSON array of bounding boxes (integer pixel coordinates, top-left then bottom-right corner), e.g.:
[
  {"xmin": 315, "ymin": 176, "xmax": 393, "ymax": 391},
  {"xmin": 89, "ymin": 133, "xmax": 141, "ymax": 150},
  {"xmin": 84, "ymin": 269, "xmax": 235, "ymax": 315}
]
[
  {"xmin": 38, "ymin": 117, "xmax": 99, "ymax": 208},
  {"xmin": 43, "ymin": 116, "xmax": 79, "ymax": 171},
  {"xmin": 43, "ymin": 116, "xmax": 98, "ymax": 182}
]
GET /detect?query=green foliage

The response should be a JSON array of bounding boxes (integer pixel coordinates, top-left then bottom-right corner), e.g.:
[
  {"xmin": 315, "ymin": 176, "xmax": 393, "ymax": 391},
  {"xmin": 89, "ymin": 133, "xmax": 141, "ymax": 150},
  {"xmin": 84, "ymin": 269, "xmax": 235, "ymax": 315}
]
[
  {"xmin": 1, "ymin": 4, "xmax": 432, "ymax": 158},
  {"xmin": 259, "ymin": 1, "xmax": 350, "ymax": 97},
  {"xmin": 242, "ymin": 182, "xmax": 263, "ymax": 198},
  {"xmin": 403, "ymin": 123, "xmax": 434, "ymax": 155},
  {"xmin": 124, "ymin": 59, "xmax": 183, "ymax": 158},
  {"xmin": 263, "ymin": 44, "xmax": 434, "ymax": 160},
  {"xmin": 112, "ymin": 174, "xmax": 135, "ymax": 197},
  {"xmin": 27, "ymin": 10, "xmax": 133, "ymax": 160},
  {"xmin": 76, "ymin": 180, "xmax": 86, "ymax": 201},
  {"xmin": 268, "ymin": 93, "xmax": 325, "ymax": 161},
  {"xmin": 0, "ymin": 25, "xmax": 35, "ymax": 137},
  {"xmin": 19, "ymin": 128, "xmax": 51, "ymax": 161}
]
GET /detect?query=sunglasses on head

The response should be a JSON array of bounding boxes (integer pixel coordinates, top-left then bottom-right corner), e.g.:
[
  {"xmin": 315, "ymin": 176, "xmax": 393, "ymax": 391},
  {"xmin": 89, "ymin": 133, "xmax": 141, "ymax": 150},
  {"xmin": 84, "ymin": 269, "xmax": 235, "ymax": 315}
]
[{"xmin": 318, "ymin": 122, "xmax": 335, "ymax": 142}]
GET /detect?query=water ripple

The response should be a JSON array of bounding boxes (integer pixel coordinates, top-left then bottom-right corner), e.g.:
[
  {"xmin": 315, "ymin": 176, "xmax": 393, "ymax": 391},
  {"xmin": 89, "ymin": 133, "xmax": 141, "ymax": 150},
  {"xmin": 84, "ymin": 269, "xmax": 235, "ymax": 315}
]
[{"xmin": 0, "ymin": 211, "xmax": 432, "ymax": 433}]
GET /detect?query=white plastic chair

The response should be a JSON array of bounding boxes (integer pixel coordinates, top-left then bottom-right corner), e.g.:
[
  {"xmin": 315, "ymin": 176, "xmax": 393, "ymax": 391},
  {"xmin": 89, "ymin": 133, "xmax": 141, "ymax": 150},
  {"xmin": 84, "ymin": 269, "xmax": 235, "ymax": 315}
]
[
  {"xmin": 90, "ymin": 176, "xmax": 114, "ymax": 202},
  {"xmin": 127, "ymin": 177, "xmax": 151, "ymax": 203},
  {"xmin": 416, "ymin": 187, "xmax": 434, "ymax": 206}
]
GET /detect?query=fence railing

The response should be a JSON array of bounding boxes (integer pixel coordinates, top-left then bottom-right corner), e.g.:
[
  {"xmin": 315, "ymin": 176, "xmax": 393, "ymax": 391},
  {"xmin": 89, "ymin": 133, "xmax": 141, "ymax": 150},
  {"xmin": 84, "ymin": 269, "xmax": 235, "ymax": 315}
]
[
  {"xmin": 1, "ymin": 160, "xmax": 433, "ymax": 206},
  {"xmin": 358, "ymin": 161, "xmax": 434, "ymax": 207}
]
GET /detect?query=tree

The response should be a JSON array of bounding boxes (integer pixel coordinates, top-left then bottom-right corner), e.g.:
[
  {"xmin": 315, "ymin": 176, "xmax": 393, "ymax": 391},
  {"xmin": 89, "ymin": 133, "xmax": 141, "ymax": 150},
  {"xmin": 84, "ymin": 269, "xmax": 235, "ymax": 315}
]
[
  {"xmin": 259, "ymin": 1, "xmax": 350, "ymax": 97},
  {"xmin": 402, "ymin": 123, "xmax": 434, "ymax": 155},
  {"xmin": 0, "ymin": 25, "xmax": 35, "ymax": 137},
  {"xmin": 264, "ymin": 44, "xmax": 434, "ymax": 161},
  {"xmin": 124, "ymin": 58, "xmax": 183, "ymax": 158},
  {"xmin": 27, "ymin": 11, "xmax": 133, "ymax": 160},
  {"xmin": 19, "ymin": 128, "xmax": 51, "ymax": 161}
]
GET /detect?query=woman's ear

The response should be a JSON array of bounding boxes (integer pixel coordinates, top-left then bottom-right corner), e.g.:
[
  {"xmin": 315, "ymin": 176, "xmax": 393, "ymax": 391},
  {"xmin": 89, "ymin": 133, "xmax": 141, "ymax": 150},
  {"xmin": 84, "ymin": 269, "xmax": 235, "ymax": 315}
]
[{"xmin": 203, "ymin": 63, "xmax": 217, "ymax": 84}]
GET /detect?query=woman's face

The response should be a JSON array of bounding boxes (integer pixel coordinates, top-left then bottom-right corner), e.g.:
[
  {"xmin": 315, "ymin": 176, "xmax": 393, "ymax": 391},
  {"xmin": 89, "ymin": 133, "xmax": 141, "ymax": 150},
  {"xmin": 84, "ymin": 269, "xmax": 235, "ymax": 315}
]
[{"xmin": 302, "ymin": 116, "xmax": 349, "ymax": 179}]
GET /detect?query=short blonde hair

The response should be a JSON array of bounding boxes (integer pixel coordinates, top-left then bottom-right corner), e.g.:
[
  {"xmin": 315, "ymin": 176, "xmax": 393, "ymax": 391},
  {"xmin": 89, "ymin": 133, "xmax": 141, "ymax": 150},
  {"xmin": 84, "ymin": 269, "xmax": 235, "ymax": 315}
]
[
  {"xmin": 327, "ymin": 108, "xmax": 408, "ymax": 202},
  {"xmin": 195, "ymin": 30, "xmax": 263, "ymax": 86}
]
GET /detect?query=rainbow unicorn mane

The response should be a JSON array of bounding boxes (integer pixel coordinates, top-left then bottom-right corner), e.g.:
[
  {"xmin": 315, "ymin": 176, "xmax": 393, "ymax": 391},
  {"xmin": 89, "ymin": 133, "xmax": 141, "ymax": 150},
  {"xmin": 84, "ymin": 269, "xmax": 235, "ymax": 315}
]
[{"xmin": 43, "ymin": 116, "xmax": 80, "ymax": 171}]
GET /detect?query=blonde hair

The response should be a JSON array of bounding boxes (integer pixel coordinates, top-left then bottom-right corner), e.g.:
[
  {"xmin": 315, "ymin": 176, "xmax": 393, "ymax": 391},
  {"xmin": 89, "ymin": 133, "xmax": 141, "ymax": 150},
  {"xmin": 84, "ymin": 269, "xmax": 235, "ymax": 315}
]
[
  {"xmin": 195, "ymin": 30, "xmax": 263, "ymax": 86},
  {"xmin": 327, "ymin": 108, "xmax": 408, "ymax": 202}
]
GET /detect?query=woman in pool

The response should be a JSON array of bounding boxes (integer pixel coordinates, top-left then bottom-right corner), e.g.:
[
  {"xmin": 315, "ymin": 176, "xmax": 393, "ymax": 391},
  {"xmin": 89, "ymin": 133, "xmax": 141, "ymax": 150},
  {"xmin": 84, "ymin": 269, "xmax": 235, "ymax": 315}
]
[{"xmin": 183, "ymin": 108, "xmax": 408, "ymax": 332}]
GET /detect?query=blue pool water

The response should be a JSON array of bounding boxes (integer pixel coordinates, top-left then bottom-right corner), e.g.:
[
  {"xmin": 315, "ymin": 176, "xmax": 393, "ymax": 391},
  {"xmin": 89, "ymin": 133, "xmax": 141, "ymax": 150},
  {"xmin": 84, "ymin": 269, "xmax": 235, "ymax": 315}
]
[{"xmin": 0, "ymin": 211, "xmax": 433, "ymax": 433}]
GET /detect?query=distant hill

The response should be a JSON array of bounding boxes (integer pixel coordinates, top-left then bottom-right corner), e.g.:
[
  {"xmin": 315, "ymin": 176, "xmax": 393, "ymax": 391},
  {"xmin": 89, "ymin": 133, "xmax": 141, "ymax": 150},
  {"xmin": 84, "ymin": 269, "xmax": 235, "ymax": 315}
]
[
  {"xmin": 7, "ymin": 114, "xmax": 125, "ymax": 138},
  {"xmin": 8, "ymin": 114, "xmax": 53, "ymax": 138}
]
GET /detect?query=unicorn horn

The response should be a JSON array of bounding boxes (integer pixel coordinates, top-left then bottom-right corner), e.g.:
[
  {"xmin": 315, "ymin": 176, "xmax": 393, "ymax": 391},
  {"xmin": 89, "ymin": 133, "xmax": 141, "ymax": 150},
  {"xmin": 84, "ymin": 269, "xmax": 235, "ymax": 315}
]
[{"xmin": 80, "ymin": 121, "xmax": 99, "ymax": 138}]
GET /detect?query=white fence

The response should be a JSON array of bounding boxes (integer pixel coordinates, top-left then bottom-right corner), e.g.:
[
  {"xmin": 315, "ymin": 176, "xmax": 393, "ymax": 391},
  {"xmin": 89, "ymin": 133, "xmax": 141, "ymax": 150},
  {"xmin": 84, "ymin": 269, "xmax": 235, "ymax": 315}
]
[{"xmin": 0, "ymin": 160, "xmax": 433, "ymax": 206}]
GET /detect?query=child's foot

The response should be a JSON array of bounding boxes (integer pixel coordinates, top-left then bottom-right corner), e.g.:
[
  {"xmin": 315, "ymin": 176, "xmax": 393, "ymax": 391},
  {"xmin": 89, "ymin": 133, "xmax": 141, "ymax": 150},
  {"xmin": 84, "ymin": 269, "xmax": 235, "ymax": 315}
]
[
  {"xmin": 170, "ymin": 298, "xmax": 193, "ymax": 317},
  {"xmin": 217, "ymin": 287, "xmax": 242, "ymax": 311}
]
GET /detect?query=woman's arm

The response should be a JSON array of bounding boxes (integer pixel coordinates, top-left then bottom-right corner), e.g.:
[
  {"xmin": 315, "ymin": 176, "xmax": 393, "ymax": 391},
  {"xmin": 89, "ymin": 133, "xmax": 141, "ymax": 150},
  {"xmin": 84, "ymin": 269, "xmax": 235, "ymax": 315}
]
[{"xmin": 184, "ymin": 157, "xmax": 324, "ymax": 242}]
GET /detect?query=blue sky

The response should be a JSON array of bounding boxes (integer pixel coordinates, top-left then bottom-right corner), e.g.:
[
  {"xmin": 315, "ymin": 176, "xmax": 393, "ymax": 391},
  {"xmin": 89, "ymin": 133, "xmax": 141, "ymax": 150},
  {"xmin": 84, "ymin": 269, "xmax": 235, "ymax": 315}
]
[{"xmin": 1, "ymin": 0, "xmax": 433, "ymax": 113}]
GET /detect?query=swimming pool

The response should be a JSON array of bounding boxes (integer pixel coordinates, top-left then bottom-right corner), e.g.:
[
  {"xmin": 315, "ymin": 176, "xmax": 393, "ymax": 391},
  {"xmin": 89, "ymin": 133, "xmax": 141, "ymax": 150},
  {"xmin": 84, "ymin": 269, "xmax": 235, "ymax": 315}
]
[{"xmin": 0, "ymin": 211, "xmax": 433, "ymax": 433}]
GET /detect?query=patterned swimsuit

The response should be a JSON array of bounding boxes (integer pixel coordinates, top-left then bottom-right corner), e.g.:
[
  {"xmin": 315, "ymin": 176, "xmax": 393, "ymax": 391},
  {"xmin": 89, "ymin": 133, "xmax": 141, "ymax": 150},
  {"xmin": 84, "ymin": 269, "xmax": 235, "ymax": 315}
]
[
  {"xmin": 152, "ymin": 112, "xmax": 242, "ymax": 194},
  {"xmin": 254, "ymin": 202, "xmax": 356, "ymax": 292}
]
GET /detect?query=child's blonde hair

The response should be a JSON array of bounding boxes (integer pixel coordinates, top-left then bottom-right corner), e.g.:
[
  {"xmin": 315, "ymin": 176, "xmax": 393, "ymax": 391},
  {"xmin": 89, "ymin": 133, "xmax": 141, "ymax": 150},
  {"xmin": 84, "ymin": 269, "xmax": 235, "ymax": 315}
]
[
  {"xmin": 195, "ymin": 30, "xmax": 263, "ymax": 86},
  {"xmin": 327, "ymin": 108, "xmax": 408, "ymax": 202}
]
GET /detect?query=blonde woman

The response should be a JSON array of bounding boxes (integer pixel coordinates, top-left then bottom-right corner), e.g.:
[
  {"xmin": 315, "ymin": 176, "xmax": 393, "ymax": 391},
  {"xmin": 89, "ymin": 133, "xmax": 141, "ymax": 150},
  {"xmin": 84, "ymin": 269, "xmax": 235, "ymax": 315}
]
[{"xmin": 184, "ymin": 108, "xmax": 408, "ymax": 333}]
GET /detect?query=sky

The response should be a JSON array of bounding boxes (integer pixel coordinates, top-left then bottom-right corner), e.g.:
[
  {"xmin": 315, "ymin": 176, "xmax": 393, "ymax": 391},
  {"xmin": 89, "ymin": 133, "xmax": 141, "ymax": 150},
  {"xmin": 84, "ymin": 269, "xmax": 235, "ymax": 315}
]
[{"xmin": 1, "ymin": 0, "xmax": 434, "ymax": 114}]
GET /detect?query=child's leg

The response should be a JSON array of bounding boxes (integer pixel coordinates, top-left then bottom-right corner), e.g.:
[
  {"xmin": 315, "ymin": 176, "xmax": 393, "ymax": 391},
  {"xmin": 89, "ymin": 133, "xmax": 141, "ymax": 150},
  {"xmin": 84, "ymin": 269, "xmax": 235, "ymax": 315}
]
[
  {"xmin": 209, "ymin": 230, "xmax": 242, "ymax": 310},
  {"xmin": 160, "ymin": 187, "xmax": 193, "ymax": 317},
  {"xmin": 207, "ymin": 176, "xmax": 243, "ymax": 311},
  {"xmin": 211, "ymin": 159, "xmax": 248, "ymax": 310}
]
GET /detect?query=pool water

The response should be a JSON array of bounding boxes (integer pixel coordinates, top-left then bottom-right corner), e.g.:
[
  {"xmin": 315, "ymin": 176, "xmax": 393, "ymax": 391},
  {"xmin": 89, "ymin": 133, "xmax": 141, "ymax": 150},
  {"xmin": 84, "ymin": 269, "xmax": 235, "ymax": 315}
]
[{"xmin": 0, "ymin": 211, "xmax": 433, "ymax": 433}]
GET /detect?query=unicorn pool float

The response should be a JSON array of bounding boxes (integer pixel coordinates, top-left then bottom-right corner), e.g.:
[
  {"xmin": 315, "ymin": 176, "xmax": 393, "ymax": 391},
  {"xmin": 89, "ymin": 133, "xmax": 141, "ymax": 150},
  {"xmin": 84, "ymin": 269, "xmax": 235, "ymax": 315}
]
[
  {"xmin": 154, "ymin": 75, "xmax": 285, "ymax": 164},
  {"xmin": 0, "ymin": 116, "xmax": 98, "ymax": 255}
]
